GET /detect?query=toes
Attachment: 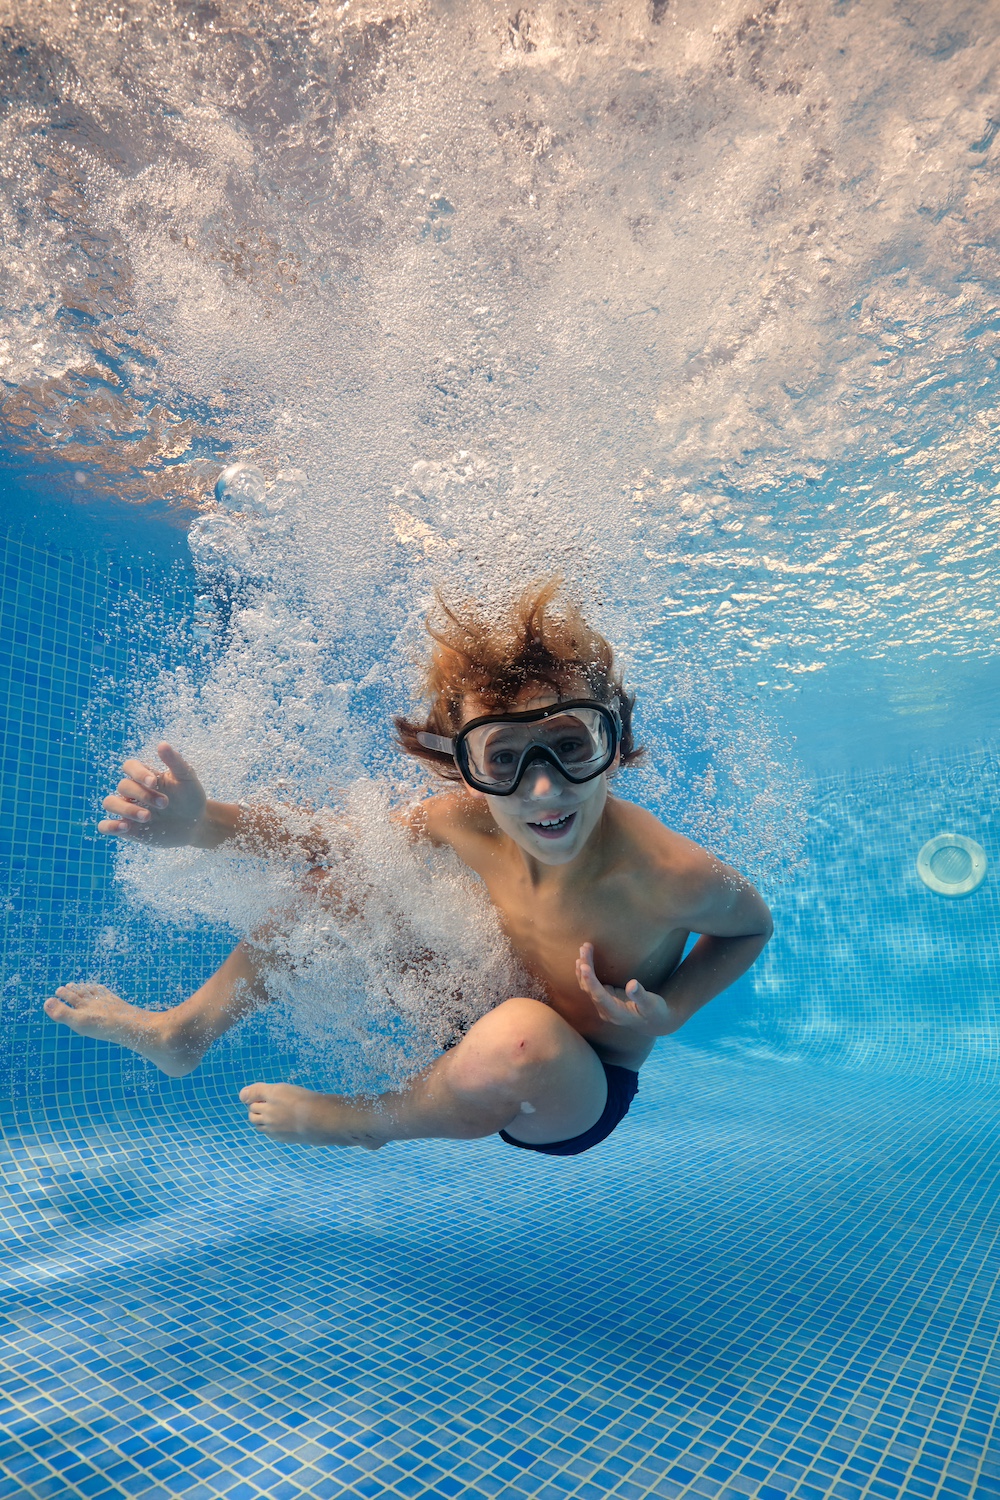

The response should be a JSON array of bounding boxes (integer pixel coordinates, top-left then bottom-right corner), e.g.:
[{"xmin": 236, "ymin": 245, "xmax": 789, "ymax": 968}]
[
  {"xmin": 54, "ymin": 983, "xmax": 104, "ymax": 1005},
  {"xmin": 54, "ymin": 984, "xmax": 86, "ymax": 1005},
  {"xmin": 45, "ymin": 987, "xmax": 105, "ymax": 1026},
  {"xmin": 244, "ymin": 1107, "xmax": 289, "ymax": 1140},
  {"xmin": 239, "ymin": 1082, "xmax": 271, "ymax": 1104}
]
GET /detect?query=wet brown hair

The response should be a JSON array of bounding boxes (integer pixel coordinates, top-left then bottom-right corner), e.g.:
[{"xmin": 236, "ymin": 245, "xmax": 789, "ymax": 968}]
[{"xmin": 395, "ymin": 577, "xmax": 642, "ymax": 781}]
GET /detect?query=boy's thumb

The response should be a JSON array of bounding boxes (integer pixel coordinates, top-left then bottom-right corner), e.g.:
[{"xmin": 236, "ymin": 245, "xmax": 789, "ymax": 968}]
[{"xmin": 157, "ymin": 743, "xmax": 196, "ymax": 781}]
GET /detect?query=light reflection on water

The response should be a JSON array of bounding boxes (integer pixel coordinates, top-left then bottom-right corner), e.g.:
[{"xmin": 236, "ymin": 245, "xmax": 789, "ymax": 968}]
[{"xmin": 2, "ymin": 0, "xmax": 999, "ymax": 785}]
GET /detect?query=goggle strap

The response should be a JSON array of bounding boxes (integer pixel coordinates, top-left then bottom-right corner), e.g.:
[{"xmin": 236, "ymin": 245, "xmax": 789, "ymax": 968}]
[{"xmin": 417, "ymin": 730, "xmax": 455, "ymax": 755}]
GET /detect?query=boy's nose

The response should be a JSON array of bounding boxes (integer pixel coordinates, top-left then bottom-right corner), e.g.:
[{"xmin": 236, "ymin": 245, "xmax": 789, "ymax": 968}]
[{"xmin": 521, "ymin": 762, "xmax": 558, "ymax": 797}]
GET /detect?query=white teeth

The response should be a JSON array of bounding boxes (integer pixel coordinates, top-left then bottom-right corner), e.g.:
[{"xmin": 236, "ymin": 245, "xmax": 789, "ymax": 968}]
[{"xmin": 534, "ymin": 814, "xmax": 570, "ymax": 828}]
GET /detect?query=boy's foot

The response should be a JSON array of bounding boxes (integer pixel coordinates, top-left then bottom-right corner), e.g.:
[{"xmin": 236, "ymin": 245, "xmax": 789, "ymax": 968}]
[
  {"xmin": 239, "ymin": 1082, "xmax": 386, "ymax": 1149},
  {"xmin": 42, "ymin": 983, "xmax": 207, "ymax": 1078}
]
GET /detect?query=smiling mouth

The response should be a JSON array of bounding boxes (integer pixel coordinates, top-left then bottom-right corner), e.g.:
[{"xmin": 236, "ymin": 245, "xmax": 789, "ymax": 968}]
[{"xmin": 527, "ymin": 811, "xmax": 577, "ymax": 839}]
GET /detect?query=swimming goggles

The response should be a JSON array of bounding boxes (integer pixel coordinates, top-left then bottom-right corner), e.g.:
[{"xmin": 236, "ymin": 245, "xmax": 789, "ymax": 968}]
[{"xmin": 417, "ymin": 699, "xmax": 621, "ymax": 796}]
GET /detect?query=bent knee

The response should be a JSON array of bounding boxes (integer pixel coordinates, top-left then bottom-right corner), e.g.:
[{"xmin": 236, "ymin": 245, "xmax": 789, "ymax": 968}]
[
  {"xmin": 450, "ymin": 997, "xmax": 581, "ymax": 1095},
  {"xmin": 484, "ymin": 997, "xmax": 574, "ymax": 1057}
]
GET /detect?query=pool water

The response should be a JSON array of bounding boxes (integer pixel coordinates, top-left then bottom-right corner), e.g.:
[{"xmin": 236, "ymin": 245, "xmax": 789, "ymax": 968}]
[
  {"xmin": 4, "ymin": 497, "xmax": 1000, "ymax": 1498},
  {"xmin": 4, "ymin": 2, "xmax": 1000, "ymax": 1497}
]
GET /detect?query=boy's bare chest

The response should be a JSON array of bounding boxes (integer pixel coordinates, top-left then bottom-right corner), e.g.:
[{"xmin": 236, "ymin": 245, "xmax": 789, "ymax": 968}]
[{"xmin": 485, "ymin": 870, "xmax": 687, "ymax": 1017}]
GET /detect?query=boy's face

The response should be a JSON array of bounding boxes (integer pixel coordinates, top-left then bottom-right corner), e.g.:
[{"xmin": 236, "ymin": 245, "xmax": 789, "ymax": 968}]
[{"xmin": 459, "ymin": 679, "xmax": 617, "ymax": 867}]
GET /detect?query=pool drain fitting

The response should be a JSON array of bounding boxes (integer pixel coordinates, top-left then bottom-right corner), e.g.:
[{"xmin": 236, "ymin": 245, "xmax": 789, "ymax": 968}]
[{"xmin": 916, "ymin": 833, "xmax": 987, "ymax": 898}]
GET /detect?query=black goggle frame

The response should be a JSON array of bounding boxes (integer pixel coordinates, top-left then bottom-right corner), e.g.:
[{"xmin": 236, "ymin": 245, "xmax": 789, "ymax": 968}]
[{"xmin": 418, "ymin": 699, "xmax": 622, "ymax": 797}]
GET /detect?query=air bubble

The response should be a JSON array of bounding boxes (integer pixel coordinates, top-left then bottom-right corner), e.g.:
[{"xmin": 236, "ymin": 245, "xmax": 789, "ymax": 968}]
[
  {"xmin": 215, "ymin": 463, "xmax": 268, "ymax": 514},
  {"xmin": 192, "ymin": 593, "xmax": 216, "ymax": 643},
  {"xmin": 187, "ymin": 513, "xmax": 252, "ymax": 569}
]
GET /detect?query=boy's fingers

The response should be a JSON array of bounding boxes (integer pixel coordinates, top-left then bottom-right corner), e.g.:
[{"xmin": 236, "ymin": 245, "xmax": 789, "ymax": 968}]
[
  {"xmin": 596, "ymin": 999, "xmax": 633, "ymax": 1027},
  {"xmin": 627, "ymin": 981, "xmax": 666, "ymax": 1021},
  {"xmin": 577, "ymin": 944, "xmax": 642, "ymax": 1027},
  {"xmin": 102, "ymin": 795, "xmax": 152, "ymax": 823},
  {"xmin": 158, "ymin": 743, "xmax": 199, "ymax": 782},
  {"xmin": 580, "ymin": 969, "xmax": 626, "ymax": 1012},
  {"xmin": 97, "ymin": 818, "xmax": 139, "ymax": 837},
  {"xmin": 576, "ymin": 956, "xmax": 630, "ymax": 1021},
  {"xmin": 576, "ymin": 944, "xmax": 598, "ymax": 980},
  {"xmin": 576, "ymin": 962, "xmax": 605, "ymax": 1003},
  {"xmin": 122, "ymin": 758, "xmax": 161, "ymax": 790},
  {"xmin": 239, "ymin": 1082, "xmax": 269, "ymax": 1103},
  {"xmin": 584, "ymin": 980, "xmax": 630, "ymax": 1022},
  {"xmin": 116, "ymin": 777, "xmax": 167, "ymax": 808}
]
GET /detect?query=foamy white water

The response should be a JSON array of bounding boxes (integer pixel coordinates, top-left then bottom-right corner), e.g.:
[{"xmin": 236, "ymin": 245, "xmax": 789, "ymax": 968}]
[{"xmin": 4, "ymin": 0, "xmax": 998, "ymax": 648}]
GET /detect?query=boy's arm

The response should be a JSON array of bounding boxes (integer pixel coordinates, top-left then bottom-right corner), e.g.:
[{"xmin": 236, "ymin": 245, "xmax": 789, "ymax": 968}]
[
  {"xmin": 98, "ymin": 743, "xmax": 334, "ymax": 862},
  {"xmin": 576, "ymin": 862, "xmax": 773, "ymax": 1039}
]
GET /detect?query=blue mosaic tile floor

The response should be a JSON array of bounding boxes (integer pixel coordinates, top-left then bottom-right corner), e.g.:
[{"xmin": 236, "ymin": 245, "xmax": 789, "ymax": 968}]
[
  {"xmin": 3, "ymin": 1050, "xmax": 1000, "ymax": 1500},
  {"xmin": 3, "ymin": 527, "xmax": 1000, "ymax": 1499}
]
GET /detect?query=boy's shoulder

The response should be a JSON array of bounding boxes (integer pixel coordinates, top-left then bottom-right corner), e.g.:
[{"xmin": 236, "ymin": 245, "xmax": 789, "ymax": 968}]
[
  {"xmin": 605, "ymin": 796, "xmax": 737, "ymax": 909},
  {"xmin": 398, "ymin": 788, "xmax": 497, "ymax": 848}
]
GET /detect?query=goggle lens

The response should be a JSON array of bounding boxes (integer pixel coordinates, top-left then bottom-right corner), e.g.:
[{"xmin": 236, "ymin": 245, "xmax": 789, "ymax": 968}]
[{"xmin": 458, "ymin": 703, "xmax": 618, "ymax": 793}]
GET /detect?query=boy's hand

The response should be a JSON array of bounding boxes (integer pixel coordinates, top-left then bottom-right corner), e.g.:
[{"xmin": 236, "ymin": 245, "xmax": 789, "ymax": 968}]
[
  {"xmin": 575, "ymin": 942, "xmax": 681, "ymax": 1038},
  {"xmin": 98, "ymin": 743, "xmax": 209, "ymax": 847}
]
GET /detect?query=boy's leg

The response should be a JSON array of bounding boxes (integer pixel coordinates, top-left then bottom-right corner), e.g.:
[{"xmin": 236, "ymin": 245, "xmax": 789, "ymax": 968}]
[
  {"xmin": 240, "ymin": 996, "xmax": 610, "ymax": 1149},
  {"xmin": 43, "ymin": 941, "xmax": 273, "ymax": 1077}
]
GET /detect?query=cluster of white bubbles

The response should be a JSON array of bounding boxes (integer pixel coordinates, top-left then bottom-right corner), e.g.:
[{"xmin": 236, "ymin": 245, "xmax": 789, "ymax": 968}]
[
  {"xmin": 5, "ymin": 0, "xmax": 999, "ymax": 1081},
  {"xmin": 187, "ymin": 463, "xmax": 302, "ymax": 577},
  {"xmin": 127, "ymin": 780, "xmax": 527, "ymax": 1094}
]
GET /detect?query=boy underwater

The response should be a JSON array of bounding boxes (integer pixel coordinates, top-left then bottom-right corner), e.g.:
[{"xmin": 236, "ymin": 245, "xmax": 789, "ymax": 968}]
[{"xmin": 44, "ymin": 580, "xmax": 772, "ymax": 1157}]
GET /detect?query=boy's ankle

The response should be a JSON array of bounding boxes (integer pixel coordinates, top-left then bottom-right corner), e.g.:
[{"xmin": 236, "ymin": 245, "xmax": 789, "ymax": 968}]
[{"xmin": 156, "ymin": 1008, "xmax": 207, "ymax": 1058}]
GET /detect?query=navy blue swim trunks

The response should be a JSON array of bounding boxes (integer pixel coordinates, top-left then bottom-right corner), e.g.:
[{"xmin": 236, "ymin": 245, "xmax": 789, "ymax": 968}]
[{"xmin": 498, "ymin": 1058, "xmax": 639, "ymax": 1158}]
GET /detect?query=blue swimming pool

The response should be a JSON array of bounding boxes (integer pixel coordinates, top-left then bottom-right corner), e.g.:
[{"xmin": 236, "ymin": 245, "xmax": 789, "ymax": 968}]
[
  {"xmin": 4, "ymin": 2, "xmax": 1000, "ymax": 1497},
  {"xmin": 5, "ymin": 481, "xmax": 1000, "ymax": 1498}
]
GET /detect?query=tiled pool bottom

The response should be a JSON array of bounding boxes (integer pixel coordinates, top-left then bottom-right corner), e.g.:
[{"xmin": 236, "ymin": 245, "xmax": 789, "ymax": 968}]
[
  {"xmin": 2, "ymin": 516, "xmax": 1000, "ymax": 1500},
  {"xmin": 2, "ymin": 1047, "xmax": 998, "ymax": 1500}
]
